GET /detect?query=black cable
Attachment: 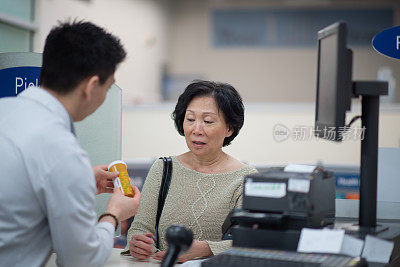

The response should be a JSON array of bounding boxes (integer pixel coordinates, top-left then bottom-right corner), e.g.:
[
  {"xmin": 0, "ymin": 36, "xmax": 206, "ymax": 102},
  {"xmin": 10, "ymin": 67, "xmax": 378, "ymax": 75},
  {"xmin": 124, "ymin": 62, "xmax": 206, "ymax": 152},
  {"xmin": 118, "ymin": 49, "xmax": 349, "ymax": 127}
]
[{"xmin": 346, "ymin": 115, "xmax": 361, "ymax": 128}]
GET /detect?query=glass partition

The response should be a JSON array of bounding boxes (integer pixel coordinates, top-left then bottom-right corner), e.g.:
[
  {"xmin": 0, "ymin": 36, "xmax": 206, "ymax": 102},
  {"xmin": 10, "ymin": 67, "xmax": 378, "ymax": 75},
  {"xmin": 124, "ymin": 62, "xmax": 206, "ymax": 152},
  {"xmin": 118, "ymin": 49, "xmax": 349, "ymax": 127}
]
[{"xmin": 74, "ymin": 84, "xmax": 122, "ymax": 222}]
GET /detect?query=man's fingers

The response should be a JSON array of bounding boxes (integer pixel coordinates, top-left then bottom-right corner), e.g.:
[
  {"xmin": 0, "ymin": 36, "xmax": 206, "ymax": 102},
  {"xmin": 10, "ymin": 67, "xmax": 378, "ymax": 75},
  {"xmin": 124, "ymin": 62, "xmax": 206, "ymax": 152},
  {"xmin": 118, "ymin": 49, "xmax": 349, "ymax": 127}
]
[
  {"xmin": 97, "ymin": 164, "xmax": 109, "ymax": 170},
  {"xmin": 106, "ymin": 179, "xmax": 114, "ymax": 188},
  {"xmin": 132, "ymin": 185, "xmax": 140, "ymax": 193},
  {"xmin": 104, "ymin": 188, "xmax": 113, "ymax": 194},
  {"xmin": 132, "ymin": 186, "xmax": 141, "ymax": 199},
  {"xmin": 113, "ymin": 186, "xmax": 123, "ymax": 195},
  {"xmin": 106, "ymin": 171, "xmax": 119, "ymax": 180}
]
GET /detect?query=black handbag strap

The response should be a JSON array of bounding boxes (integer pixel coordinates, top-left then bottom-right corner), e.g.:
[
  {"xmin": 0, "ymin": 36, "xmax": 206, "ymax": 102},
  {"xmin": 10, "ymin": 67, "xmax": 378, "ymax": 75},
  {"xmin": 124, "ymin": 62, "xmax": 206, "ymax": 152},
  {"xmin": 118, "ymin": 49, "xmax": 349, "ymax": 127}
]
[{"xmin": 155, "ymin": 156, "xmax": 172, "ymax": 249}]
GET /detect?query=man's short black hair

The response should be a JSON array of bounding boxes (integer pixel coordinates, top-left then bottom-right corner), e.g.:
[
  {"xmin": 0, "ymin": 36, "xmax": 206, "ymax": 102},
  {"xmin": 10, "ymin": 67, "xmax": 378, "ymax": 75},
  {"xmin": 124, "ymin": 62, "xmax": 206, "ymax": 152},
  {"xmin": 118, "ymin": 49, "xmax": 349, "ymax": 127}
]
[
  {"xmin": 40, "ymin": 20, "xmax": 126, "ymax": 94},
  {"xmin": 172, "ymin": 80, "xmax": 245, "ymax": 147}
]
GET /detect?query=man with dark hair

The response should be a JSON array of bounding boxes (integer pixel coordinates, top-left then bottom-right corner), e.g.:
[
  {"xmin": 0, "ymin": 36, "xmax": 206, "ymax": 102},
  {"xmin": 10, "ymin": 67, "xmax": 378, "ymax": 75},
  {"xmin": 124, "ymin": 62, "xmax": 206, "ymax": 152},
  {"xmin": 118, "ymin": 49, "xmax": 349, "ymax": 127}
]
[
  {"xmin": 0, "ymin": 21, "xmax": 141, "ymax": 266},
  {"xmin": 40, "ymin": 20, "xmax": 126, "ymax": 95}
]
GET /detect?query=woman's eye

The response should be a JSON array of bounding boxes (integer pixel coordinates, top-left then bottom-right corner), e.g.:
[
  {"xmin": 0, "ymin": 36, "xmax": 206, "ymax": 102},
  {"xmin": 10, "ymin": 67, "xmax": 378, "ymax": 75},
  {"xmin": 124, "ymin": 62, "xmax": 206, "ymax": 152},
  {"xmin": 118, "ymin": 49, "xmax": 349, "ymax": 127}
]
[
  {"xmin": 204, "ymin": 121, "xmax": 212, "ymax": 124},
  {"xmin": 187, "ymin": 118, "xmax": 194, "ymax": 122}
]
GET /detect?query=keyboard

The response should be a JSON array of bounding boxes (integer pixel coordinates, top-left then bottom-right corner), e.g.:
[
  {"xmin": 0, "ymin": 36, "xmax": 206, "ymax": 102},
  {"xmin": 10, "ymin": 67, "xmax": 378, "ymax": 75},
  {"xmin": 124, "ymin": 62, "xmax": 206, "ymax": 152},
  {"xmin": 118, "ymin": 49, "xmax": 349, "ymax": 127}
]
[{"xmin": 201, "ymin": 248, "xmax": 367, "ymax": 267}]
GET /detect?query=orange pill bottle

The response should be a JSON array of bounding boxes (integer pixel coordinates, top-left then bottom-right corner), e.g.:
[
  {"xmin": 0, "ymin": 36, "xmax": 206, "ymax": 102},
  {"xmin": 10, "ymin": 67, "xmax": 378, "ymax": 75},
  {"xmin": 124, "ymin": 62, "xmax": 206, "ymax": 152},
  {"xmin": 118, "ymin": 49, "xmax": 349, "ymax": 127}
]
[{"xmin": 108, "ymin": 160, "xmax": 134, "ymax": 197}]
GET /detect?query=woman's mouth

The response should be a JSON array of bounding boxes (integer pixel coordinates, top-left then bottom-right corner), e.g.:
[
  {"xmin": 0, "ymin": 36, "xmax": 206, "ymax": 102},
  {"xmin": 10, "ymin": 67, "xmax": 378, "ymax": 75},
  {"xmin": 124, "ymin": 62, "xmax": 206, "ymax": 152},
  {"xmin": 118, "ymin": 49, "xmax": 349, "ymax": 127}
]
[{"xmin": 192, "ymin": 141, "xmax": 206, "ymax": 147}]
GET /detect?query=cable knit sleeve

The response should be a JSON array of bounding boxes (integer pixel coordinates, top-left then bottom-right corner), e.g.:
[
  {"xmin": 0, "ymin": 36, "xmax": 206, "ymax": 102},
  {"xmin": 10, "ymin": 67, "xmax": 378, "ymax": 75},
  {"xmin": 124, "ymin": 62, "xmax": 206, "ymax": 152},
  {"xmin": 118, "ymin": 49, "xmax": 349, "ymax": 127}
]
[
  {"xmin": 205, "ymin": 167, "xmax": 258, "ymax": 255},
  {"xmin": 206, "ymin": 240, "xmax": 233, "ymax": 255},
  {"xmin": 124, "ymin": 159, "xmax": 164, "ymax": 254}
]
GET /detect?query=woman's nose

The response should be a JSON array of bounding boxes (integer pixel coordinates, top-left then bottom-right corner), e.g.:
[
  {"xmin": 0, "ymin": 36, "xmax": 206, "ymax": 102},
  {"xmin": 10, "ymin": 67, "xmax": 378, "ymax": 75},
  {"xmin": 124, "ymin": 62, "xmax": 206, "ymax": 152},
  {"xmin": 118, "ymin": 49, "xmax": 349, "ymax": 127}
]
[{"xmin": 192, "ymin": 121, "xmax": 203, "ymax": 135}]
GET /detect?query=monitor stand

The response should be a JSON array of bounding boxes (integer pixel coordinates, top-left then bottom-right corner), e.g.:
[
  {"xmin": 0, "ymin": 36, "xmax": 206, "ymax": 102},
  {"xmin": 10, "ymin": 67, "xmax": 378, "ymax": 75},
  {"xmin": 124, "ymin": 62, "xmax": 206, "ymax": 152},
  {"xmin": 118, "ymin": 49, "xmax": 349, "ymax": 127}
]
[
  {"xmin": 335, "ymin": 81, "xmax": 389, "ymax": 237},
  {"xmin": 334, "ymin": 221, "xmax": 388, "ymax": 238}
]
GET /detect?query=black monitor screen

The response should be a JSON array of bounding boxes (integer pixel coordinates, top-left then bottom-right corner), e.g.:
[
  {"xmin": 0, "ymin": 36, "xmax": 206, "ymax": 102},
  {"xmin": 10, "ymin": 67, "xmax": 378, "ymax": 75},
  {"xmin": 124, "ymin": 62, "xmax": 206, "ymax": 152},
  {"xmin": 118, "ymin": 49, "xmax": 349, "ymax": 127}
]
[
  {"xmin": 318, "ymin": 33, "xmax": 338, "ymax": 125},
  {"xmin": 315, "ymin": 22, "xmax": 352, "ymax": 141}
]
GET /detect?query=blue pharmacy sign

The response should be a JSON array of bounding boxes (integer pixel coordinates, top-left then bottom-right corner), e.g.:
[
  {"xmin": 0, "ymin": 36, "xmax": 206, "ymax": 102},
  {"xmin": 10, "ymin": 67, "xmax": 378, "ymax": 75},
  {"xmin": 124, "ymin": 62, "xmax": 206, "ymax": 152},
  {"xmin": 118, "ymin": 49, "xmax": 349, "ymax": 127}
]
[
  {"xmin": 0, "ymin": 67, "xmax": 41, "ymax": 98},
  {"xmin": 0, "ymin": 52, "xmax": 42, "ymax": 98},
  {"xmin": 373, "ymin": 25, "xmax": 400, "ymax": 60}
]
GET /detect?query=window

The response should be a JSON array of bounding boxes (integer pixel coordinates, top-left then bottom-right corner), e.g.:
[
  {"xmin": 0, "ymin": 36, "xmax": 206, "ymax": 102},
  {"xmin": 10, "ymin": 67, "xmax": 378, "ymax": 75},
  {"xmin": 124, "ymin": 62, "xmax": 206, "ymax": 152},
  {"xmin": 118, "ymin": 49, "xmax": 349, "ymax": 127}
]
[{"xmin": 0, "ymin": 0, "xmax": 36, "ymax": 52}]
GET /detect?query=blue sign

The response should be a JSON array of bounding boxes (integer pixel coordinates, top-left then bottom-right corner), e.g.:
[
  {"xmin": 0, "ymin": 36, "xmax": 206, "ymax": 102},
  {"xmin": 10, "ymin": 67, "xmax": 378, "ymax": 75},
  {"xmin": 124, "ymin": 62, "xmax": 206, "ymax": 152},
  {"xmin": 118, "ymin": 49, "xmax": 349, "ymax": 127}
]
[
  {"xmin": 334, "ymin": 172, "xmax": 360, "ymax": 190},
  {"xmin": 373, "ymin": 25, "xmax": 400, "ymax": 60},
  {"xmin": 0, "ymin": 66, "xmax": 41, "ymax": 98}
]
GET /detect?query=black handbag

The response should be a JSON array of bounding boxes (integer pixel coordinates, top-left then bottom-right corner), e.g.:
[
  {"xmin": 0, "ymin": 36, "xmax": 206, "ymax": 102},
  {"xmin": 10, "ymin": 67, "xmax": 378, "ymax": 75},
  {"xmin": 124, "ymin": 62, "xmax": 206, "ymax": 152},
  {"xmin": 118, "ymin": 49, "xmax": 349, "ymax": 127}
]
[{"xmin": 155, "ymin": 157, "xmax": 173, "ymax": 249}]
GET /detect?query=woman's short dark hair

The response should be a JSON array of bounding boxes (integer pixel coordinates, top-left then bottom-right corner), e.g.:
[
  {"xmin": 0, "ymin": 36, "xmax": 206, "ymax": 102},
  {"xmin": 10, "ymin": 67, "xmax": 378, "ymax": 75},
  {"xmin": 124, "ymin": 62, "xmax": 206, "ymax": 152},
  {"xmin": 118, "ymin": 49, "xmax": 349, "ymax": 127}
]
[{"xmin": 172, "ymin": 80, "xmax": 244, "ymax": 147}]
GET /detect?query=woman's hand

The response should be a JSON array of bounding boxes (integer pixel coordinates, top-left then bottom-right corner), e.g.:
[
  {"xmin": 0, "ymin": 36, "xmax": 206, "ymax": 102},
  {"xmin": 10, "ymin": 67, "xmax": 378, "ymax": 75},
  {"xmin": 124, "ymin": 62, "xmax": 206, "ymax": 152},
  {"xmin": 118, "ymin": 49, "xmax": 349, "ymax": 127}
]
[
  {"xmin": 152, "ymin": 239, "xmax": 213, "ymax": 263},
  {"xmin": 129, "ymin": 233, "xmax": 155, "ymax": 260}
]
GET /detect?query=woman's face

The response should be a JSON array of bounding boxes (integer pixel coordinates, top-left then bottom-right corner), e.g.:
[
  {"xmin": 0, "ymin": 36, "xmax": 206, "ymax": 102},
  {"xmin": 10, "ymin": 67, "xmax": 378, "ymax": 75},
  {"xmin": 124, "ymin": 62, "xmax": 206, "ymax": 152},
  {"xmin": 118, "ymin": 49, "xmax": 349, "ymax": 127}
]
[{"xmin": 183, "ymin": 96, "xmax": 233, "ymax": 157}]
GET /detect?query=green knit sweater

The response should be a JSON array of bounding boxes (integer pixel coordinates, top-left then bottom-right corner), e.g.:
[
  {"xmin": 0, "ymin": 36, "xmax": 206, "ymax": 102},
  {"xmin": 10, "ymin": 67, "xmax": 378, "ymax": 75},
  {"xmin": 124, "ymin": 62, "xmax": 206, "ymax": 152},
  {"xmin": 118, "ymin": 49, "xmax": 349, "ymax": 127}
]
[{"xmin": 125, "ymin": 155, "xmax": 257, "ymax": 256}]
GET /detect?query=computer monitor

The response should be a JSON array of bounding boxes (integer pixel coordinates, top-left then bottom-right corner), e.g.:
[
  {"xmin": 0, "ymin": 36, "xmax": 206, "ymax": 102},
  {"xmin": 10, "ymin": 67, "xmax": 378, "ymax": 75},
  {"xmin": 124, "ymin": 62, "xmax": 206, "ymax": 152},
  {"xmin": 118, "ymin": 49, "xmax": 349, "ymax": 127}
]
[
  {"xmin": 315, "ymin": 21, "xmax": 389, "ymax": 230},
  {"xmin": 315, "ymin": 22, "xmax": 353, "ymax": 141}
]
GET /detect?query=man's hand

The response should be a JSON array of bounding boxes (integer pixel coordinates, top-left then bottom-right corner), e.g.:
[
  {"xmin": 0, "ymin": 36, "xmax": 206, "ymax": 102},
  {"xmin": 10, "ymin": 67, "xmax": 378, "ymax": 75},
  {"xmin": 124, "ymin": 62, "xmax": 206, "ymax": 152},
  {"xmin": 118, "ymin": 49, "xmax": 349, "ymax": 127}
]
[
  {"xmin": 93, "ymin": 164, "xmax": 118, "ymax": 195},
  {"xmin": 107, "ymin": 186, "xmax": 141, "ymax": 221},
  {"xmin": 152, "ymin": 240, "xmax": 213, "ymax": 263}
]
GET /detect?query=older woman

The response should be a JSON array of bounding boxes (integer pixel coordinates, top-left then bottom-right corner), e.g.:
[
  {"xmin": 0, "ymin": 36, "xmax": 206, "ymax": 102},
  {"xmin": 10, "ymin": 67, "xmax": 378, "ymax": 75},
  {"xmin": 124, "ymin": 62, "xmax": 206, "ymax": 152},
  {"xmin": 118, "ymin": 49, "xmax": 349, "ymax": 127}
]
[{"xmin": 126, "ymin": 80, "xmax": 257, "ymax": 262}]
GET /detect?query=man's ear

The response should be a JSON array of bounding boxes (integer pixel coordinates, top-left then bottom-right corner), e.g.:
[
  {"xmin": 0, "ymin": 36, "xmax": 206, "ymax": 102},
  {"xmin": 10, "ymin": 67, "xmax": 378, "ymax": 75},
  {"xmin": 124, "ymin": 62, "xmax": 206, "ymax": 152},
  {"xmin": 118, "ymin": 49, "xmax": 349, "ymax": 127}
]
[{"xmin": 83, "ymin": 76, "xmax": 100, "ymax": 102}]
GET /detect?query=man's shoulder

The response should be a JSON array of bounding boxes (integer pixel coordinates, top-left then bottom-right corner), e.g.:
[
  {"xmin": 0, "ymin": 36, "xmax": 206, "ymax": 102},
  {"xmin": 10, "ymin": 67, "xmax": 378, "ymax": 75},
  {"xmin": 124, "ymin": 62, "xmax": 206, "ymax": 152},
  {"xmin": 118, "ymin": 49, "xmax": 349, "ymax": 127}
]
[
  {"xmin": 14, "ymin": 114, "xmax": 86, "ymax": 172},
  {"xmin": 33, "ymin": 125, "xmax": 84, "ymax": 157},
  {"xmin": 1, "ymin": 94, "xmax": 66, "ymax": 136}
]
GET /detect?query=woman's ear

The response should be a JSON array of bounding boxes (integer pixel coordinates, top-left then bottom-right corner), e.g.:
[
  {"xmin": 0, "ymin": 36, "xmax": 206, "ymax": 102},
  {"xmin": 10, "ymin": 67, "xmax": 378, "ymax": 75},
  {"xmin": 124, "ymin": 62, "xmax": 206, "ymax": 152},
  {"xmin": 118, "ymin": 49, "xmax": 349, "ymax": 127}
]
[
  {"xmin": 226, "ymin": 126, "xmax": 233, "ymax": 138},
  {"xmin": 83, "ymin": 76, "xmax": 100, "ymax": 102}
]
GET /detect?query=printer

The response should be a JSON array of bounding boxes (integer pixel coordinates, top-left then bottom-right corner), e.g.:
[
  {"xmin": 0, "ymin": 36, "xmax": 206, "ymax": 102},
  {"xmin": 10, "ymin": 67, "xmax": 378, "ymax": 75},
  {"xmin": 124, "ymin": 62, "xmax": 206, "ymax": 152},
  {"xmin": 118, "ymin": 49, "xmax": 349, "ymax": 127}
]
[{"xmin": 230, "ymin": 166, "xmax": 335, "ymax": 251}]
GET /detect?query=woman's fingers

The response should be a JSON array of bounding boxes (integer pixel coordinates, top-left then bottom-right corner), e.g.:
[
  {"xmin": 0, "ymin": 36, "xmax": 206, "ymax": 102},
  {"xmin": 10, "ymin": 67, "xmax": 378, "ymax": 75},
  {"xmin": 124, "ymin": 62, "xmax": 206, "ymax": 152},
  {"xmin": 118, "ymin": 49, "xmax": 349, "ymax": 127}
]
[
  {"xmin": 134, "ymin": 233, "xmax": 154, "ymax": 245},
  {"xmin": 131, "ymin": 244, "xmax": 152, "ymax": 257},
  {"xmin": 133, "ymin": 240, "xmax": 153, "ymax": 254},
  {"xmin": 129, "ymin": 240, "xmax": 153, "ymax": 259},
  {"xmin": 128, "ymin": 233, "xmax": 155, "ymax": 259},
  {"xmin": 152, "ymin": 250, "xmax": 166, "ymax": 260},
  {"xmin": 131, "ymin": 251, "xmax": 151, "ymax": 260}
]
